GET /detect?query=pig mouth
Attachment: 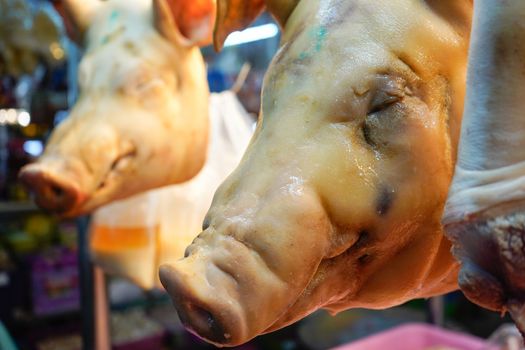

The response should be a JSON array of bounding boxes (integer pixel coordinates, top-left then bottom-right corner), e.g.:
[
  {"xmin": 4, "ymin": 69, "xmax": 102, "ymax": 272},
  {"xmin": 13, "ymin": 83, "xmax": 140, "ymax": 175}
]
[
  {"xmin": 93, "ymin": 147, "xmax": 137, "ymax": 194},
  {"xmin": 80, "ymin": 146, "xmax": 138, "ymax": 213}
]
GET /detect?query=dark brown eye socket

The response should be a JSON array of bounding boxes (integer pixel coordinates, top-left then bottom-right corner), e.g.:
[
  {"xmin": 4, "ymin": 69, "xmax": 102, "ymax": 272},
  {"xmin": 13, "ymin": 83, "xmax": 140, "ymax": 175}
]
[
  {"xmin": 362, "ymin": 122, "xmax": 374, "ymax": 146},
  {"xmin": 367, "ymin": 75, "xmax": 407, "ymax": 115},
  {"xmin": 363, "ymin": 77, "xmax": 407, "ymax": 147},
  {"xmin": 369, "ymin": 92, "xmax": 402, "ymax": 114}
]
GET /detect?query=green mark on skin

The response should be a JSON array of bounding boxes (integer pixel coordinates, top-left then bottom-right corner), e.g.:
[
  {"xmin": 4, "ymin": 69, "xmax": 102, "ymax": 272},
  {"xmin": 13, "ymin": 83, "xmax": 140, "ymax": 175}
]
[
  {"xmin": 315, "ymin": 26, "xmax": 327, "ymax": 52},
  {"xmin": 100, "ymin": 10, "xmax": 121, "ymax": 45},
  {"xmin": 110, "ymin": 10, "xmax": 120, "ymax": 24},
  {"xmin": 297, "ymin": 25, "xmax": 327, "ymax": 61}
]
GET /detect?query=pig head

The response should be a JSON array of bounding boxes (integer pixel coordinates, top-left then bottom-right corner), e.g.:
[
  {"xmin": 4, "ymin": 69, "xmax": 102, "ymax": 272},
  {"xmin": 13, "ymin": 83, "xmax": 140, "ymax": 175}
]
[
  {"xmin": 19, "ymin": 0, "xmax": 215, "ymax": 217},
  {"xmin": 159, "ymin": 0, "xmax": 473, "ymax": 346}
]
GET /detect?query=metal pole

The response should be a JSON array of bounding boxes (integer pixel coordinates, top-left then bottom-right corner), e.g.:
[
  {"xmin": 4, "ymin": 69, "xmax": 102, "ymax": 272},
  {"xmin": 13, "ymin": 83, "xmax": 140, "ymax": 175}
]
[
  {"xmin": 76, "ymin": 216, "xmax": 94, "ymax": 350},
  {"xmin": 66, "ymin": 37, "xmax": 106, "ymax": 350},
  {"xmin": 426, "ymin": 296, "xmax": 444, "ymax": 327},
  {"xmin": 94, "ymin": 267, "xmax": 110, "ymax": 350}
]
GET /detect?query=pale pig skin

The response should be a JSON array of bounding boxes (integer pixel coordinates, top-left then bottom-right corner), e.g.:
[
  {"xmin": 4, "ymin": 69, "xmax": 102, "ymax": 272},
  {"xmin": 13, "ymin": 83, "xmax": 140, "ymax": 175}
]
[
  {"xmin": 19, "ymin": 0, "xmax": 210, "ymax": 217},
  {"xmin": 159, "ymin": 0, "xmax": 473, "ymax": 346},
  {"xmin": 443, "ymin": 0, "xmax": 525, "ymax": 334}
]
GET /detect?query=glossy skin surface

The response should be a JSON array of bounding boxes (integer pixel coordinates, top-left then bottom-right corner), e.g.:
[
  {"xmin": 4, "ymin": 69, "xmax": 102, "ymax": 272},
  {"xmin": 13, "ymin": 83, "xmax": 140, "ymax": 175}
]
[
  {"xmin": 443, "ymin": 0, "xmax": 525, "ymax": 334},
  {"xmin": 160, "ymin": 0, "xmax": 473, "ymax": 346},
  {"xmin": 19, "ymin": 0, "xmax": 210, "ymax": 217}
]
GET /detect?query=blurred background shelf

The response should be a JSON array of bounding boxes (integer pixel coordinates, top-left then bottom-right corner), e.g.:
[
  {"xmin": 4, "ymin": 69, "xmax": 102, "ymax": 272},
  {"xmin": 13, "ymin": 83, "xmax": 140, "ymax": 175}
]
[{"xmin": 0, "ymin": 201, "xmax": 39, "ymax": 218}]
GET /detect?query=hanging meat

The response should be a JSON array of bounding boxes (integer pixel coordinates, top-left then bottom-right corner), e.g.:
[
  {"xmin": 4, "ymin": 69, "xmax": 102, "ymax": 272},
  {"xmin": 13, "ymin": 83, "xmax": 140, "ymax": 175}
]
[{"xmin": 443, "ymin": 0, "xmax": 525, "ymax": 336}]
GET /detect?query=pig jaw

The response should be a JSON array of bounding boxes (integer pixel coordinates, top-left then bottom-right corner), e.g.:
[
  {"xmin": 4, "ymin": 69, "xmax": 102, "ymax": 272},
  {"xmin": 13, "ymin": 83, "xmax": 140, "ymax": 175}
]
[{"xmin": 160, "ymin": 189, "xmax": 458, "ymax": 347}]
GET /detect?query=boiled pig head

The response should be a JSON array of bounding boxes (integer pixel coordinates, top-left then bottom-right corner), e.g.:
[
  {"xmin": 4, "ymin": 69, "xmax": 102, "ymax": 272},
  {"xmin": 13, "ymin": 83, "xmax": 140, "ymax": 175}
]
[
  {"xmin": 19, "ymin": 0, "xmax": 215, "ymax": 217},
  {"xmin": 159, "ymin": 0, "xmax": 473, "ymax": 346}
]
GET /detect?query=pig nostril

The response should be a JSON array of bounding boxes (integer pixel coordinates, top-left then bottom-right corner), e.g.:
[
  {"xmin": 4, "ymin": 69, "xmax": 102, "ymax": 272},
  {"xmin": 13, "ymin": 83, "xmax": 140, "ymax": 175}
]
[
  {"xmin": 189, "ymin": 303, "xmax": 214, "ymax": 327},
  {"xmin": 358, "ymin": 253, "xmax": 372, "ymax": 265},
  {"xmin": 50, "ymin": 184, "xmax": 64, "ymax": 199},
  {"xmin": 353, "ymin": 230, "xmax": 370, "ymax": 249},
  {"xmin": 186, "ymin": 303, "xmax": 227, "ymax": 343},
  {"xmin": 19, "ymin": 168, "xmax": 79, "ymax": 213},
  {"xmin": 202, "ymin": 217, "xmax": 210, "ymax": 231}
]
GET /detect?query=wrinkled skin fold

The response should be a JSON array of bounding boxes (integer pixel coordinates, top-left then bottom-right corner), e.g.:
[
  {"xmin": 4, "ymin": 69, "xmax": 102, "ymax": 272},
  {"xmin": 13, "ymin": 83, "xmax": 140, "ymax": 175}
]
[
  {"xmin": 160, "ymin": 0, "xmax": 473, "ymax": 346},
  {"xmin": 443, "ymin": 0, "xmax": 525, "ymax": 335}
]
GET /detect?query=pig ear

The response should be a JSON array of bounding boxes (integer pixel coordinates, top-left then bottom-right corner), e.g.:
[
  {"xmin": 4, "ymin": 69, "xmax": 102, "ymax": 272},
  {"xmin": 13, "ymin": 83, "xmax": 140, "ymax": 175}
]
[
  {"xmin": 62, "ymin": 0, "xmax": 102, "ymax": 43},
  {"xmin": 213, "ymin": 0, "xmax": 265, "ymax": 51},
  {"xmin": 266, "ymin": 0, "xmax": 300, "ymax": 27},
  {"xmin": 153, "ymin": 0, "xmax": 216, "ymax": 47},
  {"xmin": 213, "ymin": 0, "xmax": 299, "ymax": 51}
]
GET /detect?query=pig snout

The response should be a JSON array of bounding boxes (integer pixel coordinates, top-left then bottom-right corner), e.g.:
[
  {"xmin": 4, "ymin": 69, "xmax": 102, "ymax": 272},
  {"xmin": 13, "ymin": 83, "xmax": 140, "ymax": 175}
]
[
  {"xmin": 19, "ymin": 121, "xmax": 131, "ymax": 216},
  {"xmin": 159, "ymin": 229, "xmax": 295, "ymax": 347},
  {"xmin": 19, "ymin": 162, "xmax": 84, "ymax": 215},
  {"xmin": 159, "ymin": 259, "xmax": 247, "ymax": 345}
]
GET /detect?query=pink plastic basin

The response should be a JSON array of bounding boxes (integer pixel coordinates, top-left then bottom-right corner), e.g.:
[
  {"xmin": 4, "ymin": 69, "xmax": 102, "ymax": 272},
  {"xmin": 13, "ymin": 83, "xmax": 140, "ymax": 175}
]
[{"xmin": 332, "ymin": 323, "xmax": 495, "ymax": 350}]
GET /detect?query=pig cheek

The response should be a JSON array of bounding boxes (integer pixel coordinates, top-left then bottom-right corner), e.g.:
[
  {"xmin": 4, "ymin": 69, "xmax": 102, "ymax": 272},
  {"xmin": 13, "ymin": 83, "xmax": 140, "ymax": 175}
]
[
  {"xmin": 310, "ymin": 126, "xmax": 380, "ymax": 226},
  {"xmin": 407, "ymin": 124, "xmax": 452, "ymax": 207},
  {"xmin": 264, "ymin": 249, "xmax": 366, "ymax": 333},
  {"xmin": 78, "ymin": 127, "xmax": 120, "ymax": 186},
  {"xmin": 117, "ymin": 112, "xmax": 174, "ymax": 167},
  {"xmin": 138, "ymin": 83, "xmax": 172, "ymax": 110},
  {"xmin": 373, "ymin": 107, "xmax": 451, "ymax": 215}
]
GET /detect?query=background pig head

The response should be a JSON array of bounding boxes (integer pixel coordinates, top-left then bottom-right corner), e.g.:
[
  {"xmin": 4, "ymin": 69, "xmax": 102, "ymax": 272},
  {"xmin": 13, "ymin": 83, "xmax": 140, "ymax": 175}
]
[
  {"xmin": 19, "ymin": 0, "xmax": 215, "ymax": 217},
  {"xmin": 159, "ymin": 0, "xmax": 473, "ymax": 346}
]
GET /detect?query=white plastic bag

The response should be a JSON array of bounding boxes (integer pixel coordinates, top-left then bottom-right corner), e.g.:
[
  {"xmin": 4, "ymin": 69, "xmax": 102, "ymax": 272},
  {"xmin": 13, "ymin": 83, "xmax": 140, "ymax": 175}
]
[
  {"xmin": 89, "ymin": 191, "xmax": 161, "ymax": 288},
  {"xmin": 90, "ymin": 91, "xmax": 254, "ymax": 289}
]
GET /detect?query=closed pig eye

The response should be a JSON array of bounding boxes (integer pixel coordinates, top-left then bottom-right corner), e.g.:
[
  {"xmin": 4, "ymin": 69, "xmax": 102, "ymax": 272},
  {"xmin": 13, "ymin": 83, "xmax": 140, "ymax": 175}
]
[
  {"xmin": 362, "ymin": 76, "xmax": 408, "ymax": 147},
  {"xmin": 368, "ymin": 75, "xmax": 406, "ymax": 115},
  {"xmin": 369, "ymin": 90, "xmax": 402, "ymax": 114},
  {"xmin": 132, "ymin": 77, "xmax": 163, "ymax": 94},
  {"xmin": 121, "ymin": 70, "xmax": 167, "ymax": 97}
]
